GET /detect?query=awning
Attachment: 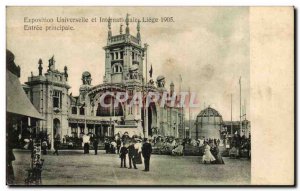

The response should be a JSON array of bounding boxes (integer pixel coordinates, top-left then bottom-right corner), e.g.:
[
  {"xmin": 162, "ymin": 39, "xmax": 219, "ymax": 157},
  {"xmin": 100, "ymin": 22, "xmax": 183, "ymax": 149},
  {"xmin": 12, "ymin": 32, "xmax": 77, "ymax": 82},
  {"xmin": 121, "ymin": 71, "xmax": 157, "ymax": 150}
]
[{"xmin": 6, "ymin": 70, "xmax": 44, "ymax": 120}]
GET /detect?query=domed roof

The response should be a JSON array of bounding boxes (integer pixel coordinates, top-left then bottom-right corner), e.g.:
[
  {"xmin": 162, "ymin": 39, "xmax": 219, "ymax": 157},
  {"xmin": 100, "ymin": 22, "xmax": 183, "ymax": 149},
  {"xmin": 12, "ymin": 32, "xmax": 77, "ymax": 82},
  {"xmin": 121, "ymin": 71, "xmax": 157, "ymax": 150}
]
[
  {"xmin": 129, "ymin": 64, "xmax": 139, "ymax": 71},
  {"xmin": 197, "ymin": 106, "xmax": 222, "ymax": 117},
  {"xmin": 156, "ymin": 75, "xmax": 165, "ymax": 81},
  {"xmin": 82, "ymin": 71, "xmax": 91, "ymax": 77}
]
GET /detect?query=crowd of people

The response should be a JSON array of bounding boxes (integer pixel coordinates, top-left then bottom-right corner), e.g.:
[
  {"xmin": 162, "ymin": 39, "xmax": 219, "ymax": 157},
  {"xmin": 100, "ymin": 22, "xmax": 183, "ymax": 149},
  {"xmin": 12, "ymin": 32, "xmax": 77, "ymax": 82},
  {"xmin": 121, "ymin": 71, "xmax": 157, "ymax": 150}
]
[
  {"xmin": 12, "ymin": 128, "xmax": 250, "ymax": 174},
  {"xmin": 80, "ymin": 133, "xmax": 153, "ymax": 172},
  {"xmin": 228, "ymin": 134, "xmax": 251, "ymax": 159}
]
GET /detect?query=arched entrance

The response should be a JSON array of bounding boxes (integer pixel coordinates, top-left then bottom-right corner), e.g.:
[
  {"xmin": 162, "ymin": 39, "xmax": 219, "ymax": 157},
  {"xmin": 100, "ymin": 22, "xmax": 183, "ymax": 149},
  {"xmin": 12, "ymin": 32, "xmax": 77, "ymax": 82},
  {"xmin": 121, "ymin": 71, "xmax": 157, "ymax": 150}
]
[
  {"xmin": 142, "ymin": 103, "xmax": 157, "ymax": 137},
  {"xmin": 95, "ymin": 93, "xmax": 124, "ymax": 117},
  {"xmin": 53, "ymin": 118, "xmax": 61, "ymax": 139}
]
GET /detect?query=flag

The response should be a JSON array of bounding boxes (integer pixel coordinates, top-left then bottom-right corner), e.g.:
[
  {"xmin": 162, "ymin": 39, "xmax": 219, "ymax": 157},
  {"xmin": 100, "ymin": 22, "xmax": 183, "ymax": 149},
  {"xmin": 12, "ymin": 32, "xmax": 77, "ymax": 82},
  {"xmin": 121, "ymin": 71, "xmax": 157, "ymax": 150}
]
[
  {"xmin": 149, "ymin": 64, "xmax": 153, "ymax": 78},
  {"xmin": 239, "ymin": 76, "xmax": 241, "ymax": 85}
]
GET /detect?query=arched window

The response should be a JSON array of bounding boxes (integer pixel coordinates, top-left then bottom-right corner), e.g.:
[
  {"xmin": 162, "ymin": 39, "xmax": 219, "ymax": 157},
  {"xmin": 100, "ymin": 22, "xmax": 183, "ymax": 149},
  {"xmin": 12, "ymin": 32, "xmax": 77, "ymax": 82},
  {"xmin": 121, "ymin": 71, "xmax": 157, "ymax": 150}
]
[
  {"xmin": 53, "ymin": 118, "xmax": 61, "ymax": 139},
  {"xmin": 113, "ymin": 63, "xmax": 123, "ymax": 74}
]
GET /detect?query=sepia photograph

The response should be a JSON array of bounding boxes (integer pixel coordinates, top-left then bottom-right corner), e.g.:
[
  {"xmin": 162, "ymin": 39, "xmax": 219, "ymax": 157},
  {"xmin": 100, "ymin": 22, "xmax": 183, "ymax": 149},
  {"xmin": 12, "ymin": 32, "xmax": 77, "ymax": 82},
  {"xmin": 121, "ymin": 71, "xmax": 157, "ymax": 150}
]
[{"xmin": 5, "ymin": 6, "xmax": 294, "ymax": 186}]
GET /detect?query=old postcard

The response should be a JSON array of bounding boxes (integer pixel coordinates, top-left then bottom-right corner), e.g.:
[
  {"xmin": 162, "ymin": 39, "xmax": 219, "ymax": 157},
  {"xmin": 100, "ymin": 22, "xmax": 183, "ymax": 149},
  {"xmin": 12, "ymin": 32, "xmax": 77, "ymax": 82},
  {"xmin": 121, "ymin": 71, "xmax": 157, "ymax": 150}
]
[{"xmin": 6, "ymin": 6, "xmax": 294, "ymax": 186}]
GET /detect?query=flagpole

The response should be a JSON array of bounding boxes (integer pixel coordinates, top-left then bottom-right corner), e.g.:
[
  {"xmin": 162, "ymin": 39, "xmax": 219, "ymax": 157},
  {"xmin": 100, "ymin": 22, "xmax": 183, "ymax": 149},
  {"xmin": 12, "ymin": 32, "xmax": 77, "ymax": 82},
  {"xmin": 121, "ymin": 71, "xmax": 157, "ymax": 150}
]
[
  {"xmin": 188, "ymin": 87, "xmax": 191, "ymax": 139},
  {"xmin": 144, "ymin": 43, "xmax": 149, "ymax": 139},
  {"xmin": 231, "ymin": 94, "xmax": 233, "ymax": 136},
  {"xmin": 239, "ymin": 77, "xmax": 242, "ymax": 136},
  {"xmin": 244, "ymin": 99, "xmax": 247, "ymax": 120}
]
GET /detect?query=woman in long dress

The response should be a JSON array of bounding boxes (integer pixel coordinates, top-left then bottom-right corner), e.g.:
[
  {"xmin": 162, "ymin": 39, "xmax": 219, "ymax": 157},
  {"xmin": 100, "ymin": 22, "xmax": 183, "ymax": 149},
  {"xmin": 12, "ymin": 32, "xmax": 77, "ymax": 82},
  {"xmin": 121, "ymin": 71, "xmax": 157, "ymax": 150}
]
[
  {"xmin": 134, "ymin": 139, "xmax": 142, "ymax": 164},
  {"xmin": 211, "ymin": 145, "xmax": 225, "ymax": 164},
  {"xmin": 202, "ymin": 142, "xmax": 216, "ymax": 164}
]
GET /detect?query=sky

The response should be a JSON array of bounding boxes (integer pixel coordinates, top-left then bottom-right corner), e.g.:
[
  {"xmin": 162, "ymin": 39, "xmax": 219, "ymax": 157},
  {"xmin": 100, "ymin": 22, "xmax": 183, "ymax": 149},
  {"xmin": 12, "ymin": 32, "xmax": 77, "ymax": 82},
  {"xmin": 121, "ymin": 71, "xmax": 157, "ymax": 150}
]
[{"xmin": 6, "ymin": 7, "xmax": 250, "ymax": 121}]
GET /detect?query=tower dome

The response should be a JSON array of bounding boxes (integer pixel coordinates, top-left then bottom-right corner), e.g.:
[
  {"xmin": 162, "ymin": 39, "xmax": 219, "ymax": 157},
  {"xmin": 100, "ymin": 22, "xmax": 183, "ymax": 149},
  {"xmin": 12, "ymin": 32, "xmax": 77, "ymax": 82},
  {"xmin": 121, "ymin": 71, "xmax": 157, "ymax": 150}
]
[{"xmin": 82, "ymin": 71, "xmax": 91, "ymax": 78}]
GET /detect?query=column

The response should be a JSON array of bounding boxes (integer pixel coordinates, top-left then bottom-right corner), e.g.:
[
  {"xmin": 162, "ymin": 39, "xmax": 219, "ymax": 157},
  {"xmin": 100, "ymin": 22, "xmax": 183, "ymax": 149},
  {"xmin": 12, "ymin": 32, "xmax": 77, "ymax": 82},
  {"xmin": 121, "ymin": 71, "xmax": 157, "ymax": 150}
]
[
  {"xmin": 93, "ymin": 122, "xmax": 96, "ymax": 135},
  {"xmin": 77, "ymin": 122, "xmax": 80, "ymax": 137},
  {"xmin": 84, "ymin": 124, "xmax": 88, "ymax": 134}
]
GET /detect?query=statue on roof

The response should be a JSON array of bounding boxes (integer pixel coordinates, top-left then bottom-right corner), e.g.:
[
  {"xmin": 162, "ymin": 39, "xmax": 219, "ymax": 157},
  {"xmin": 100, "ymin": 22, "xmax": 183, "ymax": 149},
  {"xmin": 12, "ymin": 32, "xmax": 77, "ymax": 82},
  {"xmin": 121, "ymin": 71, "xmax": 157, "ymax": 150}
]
[
  {"xmin": 64, "ymin": 66, "xmax": 68, "ymax": 81},
  {"xmin": 128, "ymin": 64, "xmax": 139, "ymax": 80},
  {"xmin": 126, "ymin": 13, "xmax": 130, "ymax": 35},
  {"xmin": 156, "ymin": 75, "xmax": 165, "ymax": 88},
  {"xmin": 38, "ymin": 59, "xmax": 43, "ymax": 76},
  {"xmin": 82, "ymin": 71, "xmax": 92, "ymax": 85},
  {"xmin": 48, "ymin": 55, "xmax": 55, "ymax": 72}
]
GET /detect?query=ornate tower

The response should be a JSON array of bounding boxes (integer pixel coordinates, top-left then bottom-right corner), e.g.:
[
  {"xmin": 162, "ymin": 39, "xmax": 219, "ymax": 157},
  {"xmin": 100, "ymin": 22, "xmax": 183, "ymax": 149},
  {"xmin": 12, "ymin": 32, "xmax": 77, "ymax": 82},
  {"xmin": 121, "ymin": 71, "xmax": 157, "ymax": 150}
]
[
  {"xmin": 103, "ymin": 14, "xmax": 145, "ymax": 84},
  {"xmin": 25, "ymin": 56, "xmax": 70, "ymax": 148}
]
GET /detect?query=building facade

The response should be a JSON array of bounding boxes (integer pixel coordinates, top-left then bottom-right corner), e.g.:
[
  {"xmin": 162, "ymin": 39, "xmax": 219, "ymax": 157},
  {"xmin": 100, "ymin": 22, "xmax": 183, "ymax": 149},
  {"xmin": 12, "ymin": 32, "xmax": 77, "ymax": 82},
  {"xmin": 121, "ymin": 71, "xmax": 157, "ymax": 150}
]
[{"xmin": 24, "ymin": 15, "xmax": 183, "ymax": 146}]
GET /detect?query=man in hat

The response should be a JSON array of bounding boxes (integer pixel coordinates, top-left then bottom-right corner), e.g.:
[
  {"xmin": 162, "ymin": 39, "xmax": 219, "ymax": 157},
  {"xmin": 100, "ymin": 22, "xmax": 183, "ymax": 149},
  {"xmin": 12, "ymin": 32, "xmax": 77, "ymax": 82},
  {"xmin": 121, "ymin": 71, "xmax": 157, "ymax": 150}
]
[
  {"xmin": 142, "ymin": 138, "xmax": 152, "ymax": 172},
  {"xmin": 119, "ymin": 142, "xmax": 128, "ymax": 168},
  {"xmin": 93, "ymin": 137, "xmax": 99, "ymax": 155},
  {"xmin": 128, "ymin": 141, "xmax": 137, "ymax": 169}
]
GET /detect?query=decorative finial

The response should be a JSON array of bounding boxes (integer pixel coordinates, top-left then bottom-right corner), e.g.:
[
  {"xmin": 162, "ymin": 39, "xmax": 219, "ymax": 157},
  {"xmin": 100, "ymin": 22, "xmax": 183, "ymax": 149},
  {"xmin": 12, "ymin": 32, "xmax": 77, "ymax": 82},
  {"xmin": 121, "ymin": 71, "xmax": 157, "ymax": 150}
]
[
  {"xmin": 137, "ymin": 20, "xmax": 140, "ymax": 32},
  {"xmin": 126, "ymin": 13, "xmax": 130, "ymax": 35},
  {"xmin": 108, "ymin": 17, "xmax": 112, "ymax": 39},
  {"xmin": 120, "ymin": 23, "xmax": 123, "ymax": 34},
  {"xmin": 108, "ymin": 17, "xmax": 111, "ymax": 30},
  {"xmin": 64, "ymin": 66, "xmax": 68, "ymax": 81},
  {"xmin": 137, "ymin": 20, "xmax": 141, "ymax": 41},
  {"xmin": 48, "ymin": 55, "xmax": 55, "ymax": 71},
  {"xmin": 38, "ymin": 58, "xmax": 43, "ymax": 76}
]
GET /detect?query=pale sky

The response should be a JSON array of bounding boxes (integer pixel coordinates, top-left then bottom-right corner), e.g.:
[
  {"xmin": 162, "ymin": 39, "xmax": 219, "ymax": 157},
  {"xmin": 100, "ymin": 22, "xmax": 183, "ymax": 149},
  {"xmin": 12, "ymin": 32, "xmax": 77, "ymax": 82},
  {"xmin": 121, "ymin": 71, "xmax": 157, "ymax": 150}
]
[{"xmin": 6, "ymin": 7, "xmax": 250, "ymax": 121}]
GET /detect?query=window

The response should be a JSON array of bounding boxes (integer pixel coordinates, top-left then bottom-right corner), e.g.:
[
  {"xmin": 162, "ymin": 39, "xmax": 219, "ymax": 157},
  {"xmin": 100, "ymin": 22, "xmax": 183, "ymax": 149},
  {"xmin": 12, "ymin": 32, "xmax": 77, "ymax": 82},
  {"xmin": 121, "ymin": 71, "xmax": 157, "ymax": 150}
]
[
  {"xmin": 53, "ymin": 90, "xmax": 62, "ymax": 108},
  {"xmin": 88, "ymin": 127, "xmax": 94, "ymax": 133},
  {"xmin": 80, "ymin": 107, "xmax": 85, "ymax": 115},
  {"xmin": 71, "ymin": 126, "xmax": 78, "ymax": 137},
  {"xmin": 113, "ymin": 64, "xmax": 123, "ymax": 73},
  {"xmin": 120, "ymin": 52, "xmax": 124, "ymax": 59},
  {"xmin": 80, "ymin": 126, "xmax": 84, "ymax": 134},
  {"xmin": 72, "ymin": 107, "xmax": 77, "ymax": 114},
  {"xmin": 116, "ymin": 52, "xmax": 119, "ymax": 59},
  {"xmin": 110, "ymin": 53, "xmax": 114, "ymax": 60}
]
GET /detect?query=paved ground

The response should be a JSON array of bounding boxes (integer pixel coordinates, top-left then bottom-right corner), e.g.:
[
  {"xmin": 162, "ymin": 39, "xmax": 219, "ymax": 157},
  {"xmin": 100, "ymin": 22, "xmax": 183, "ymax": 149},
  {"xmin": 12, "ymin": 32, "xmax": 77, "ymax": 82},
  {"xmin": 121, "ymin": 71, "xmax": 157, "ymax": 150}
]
[{"xmin": 12, "ymin": 150, "xmax": 250, "ymax": 185}]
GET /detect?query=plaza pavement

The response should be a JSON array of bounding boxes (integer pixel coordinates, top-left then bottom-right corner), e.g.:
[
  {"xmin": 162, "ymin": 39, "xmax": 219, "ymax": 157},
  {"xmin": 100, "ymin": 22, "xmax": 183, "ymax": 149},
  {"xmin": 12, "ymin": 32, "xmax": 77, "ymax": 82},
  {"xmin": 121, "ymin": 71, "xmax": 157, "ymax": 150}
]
[{"xmin": 12, "ymin": 149, "xmax": 250, "ymax": 185}]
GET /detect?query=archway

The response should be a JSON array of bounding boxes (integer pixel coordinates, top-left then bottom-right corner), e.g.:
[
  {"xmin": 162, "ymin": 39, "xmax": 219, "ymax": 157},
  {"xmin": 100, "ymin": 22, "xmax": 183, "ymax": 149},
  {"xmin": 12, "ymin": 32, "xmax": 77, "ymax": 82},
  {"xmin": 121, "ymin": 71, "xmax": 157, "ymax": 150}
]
[
  {"xmin": 94, "ymin": 93, "xmax": 125, "ymax": 117},
  {"xmin": 143, "ymin": 103, "xmax": 157, "ymax": 137}
]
